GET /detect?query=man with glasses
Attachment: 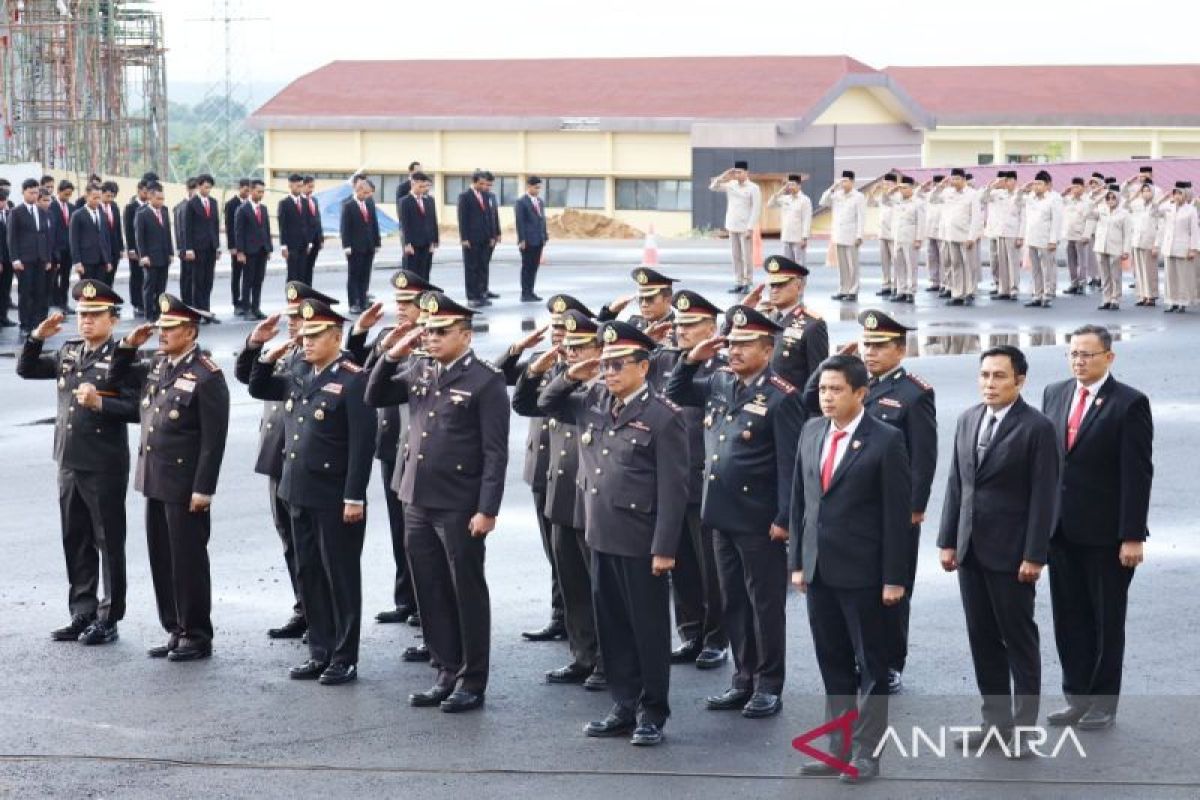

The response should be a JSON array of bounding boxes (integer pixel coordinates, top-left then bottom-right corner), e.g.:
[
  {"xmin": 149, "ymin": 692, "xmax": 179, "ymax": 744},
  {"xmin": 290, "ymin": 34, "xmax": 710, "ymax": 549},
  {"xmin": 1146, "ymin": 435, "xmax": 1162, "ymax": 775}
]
[
  {"xmin": 538, "ymin": 321, "xmax": 688, "ymax": 747},
  {"xmin": 597, "ymin": 267, "xmax": 679, "ymax": 343},
  {"xmin": 365, "ymin": 292, "xmax": 510, "ymax": 714},
  {"xmin": 1042, "ymin": 325, "xmax": 1152, "ymax": 731}
]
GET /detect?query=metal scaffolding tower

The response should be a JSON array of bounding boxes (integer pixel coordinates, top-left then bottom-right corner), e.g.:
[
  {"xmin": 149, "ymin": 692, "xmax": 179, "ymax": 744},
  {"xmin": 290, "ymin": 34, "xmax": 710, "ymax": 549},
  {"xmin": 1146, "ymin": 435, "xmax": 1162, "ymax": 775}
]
[{"xmin": 0, "ymin": 0, "xmax": 168, "ymax": 176}]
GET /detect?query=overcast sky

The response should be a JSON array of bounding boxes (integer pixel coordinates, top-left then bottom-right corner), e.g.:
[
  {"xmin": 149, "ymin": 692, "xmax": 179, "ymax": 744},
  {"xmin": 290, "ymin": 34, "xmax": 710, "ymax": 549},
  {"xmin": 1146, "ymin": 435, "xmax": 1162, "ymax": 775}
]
[{"xmin": 160, "ymin": 0, "xmax": 1200, "ymax": 101}]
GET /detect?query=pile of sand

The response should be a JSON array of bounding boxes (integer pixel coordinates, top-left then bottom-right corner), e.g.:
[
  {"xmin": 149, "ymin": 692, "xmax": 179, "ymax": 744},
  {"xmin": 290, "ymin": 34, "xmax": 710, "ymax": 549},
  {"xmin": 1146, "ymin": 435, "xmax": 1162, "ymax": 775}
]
[{"xmin": 547, "ymin": 209, "xmax": 643, "ymax": 239}]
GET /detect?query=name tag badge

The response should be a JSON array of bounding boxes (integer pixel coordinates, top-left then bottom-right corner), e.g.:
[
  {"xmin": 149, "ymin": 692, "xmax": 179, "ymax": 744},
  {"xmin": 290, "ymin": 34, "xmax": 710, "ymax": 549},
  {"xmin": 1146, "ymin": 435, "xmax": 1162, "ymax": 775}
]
[
  {"xmin": 744, "ymin": 403, "xmax": 767, "ymax": 416},
  {"xmin": 174, "ymin": 378, "xmax": 196, "ymax": 392},
  {"xmin": 322, "ymin": 383, "xmax": 343, "ymax": 395},
  {"xmin": 629, "ymin": 420, "xmax": 651, "ymax": 432},
  {"xmin": 878, "ymin": 397, "xmax": 903, "ymax": 408}
]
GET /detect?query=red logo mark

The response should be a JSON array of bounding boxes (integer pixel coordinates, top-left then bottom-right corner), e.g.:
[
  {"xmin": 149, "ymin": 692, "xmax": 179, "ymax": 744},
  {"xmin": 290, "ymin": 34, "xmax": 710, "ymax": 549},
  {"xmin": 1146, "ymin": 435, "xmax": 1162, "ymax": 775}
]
[{"xmin": 791, "ymin": 710, "xmax": 858, "ymax": 778}]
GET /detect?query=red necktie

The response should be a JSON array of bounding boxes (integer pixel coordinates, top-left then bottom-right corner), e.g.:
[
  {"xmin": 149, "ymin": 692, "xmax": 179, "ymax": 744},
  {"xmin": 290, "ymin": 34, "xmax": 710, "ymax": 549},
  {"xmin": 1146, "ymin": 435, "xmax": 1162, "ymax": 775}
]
[
  {"xmin": 295, "ymin": 196, "xmax": 302, "ymax": 214},
  {"xmin": 156, "ymin": 208, "xmax": 163, "ymax": 226},
  {"xmin": 821, "ymin": 430, "xmax": 848, "ymax": 492},
  {"xmin": 359, "ymin": 200, "xmax": 368, "ymax": 222},
  {"xmin": 254, "ymin": 205, "xmax": 262, "ymax": 224},
  {"xmin": 203, "ymin": 197, "xmax": 211, "ymax": 218},
  {"xmin": 416, "ymin": 196, "xmax": 426, "ymax": 216},
  {"xmin": 61, "ymin": 204, "xmax": 68, "ymax": 224},
  {"xmin": 1066, "ymin": 387, "xmax": 1090, "ymax": 450},
  {"xmin": 533, "ymin": 197, "xmax": 541, "ymax": 217},
  {"xmin": 104, "ymin": 205, "xmax": 113, "ymax": 228},
  {"xmin": 475, "ymin": 190, "xmax": 485, "ymax": 212}
]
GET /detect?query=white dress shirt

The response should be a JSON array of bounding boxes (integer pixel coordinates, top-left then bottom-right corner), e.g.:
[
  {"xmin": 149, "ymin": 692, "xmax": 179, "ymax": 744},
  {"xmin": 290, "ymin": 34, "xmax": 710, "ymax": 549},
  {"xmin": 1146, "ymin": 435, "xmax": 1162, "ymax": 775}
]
[{"xmin": 821, "ymin": 408, "xmax": 866, "ymax": 476}]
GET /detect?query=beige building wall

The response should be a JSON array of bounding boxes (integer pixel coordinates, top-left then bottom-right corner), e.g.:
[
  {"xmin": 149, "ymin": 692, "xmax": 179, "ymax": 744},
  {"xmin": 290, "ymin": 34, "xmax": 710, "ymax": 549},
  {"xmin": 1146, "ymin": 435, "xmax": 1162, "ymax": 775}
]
[{"xmin": 925, "ymin": 126, "xmax": 1200, "ymax": 166}]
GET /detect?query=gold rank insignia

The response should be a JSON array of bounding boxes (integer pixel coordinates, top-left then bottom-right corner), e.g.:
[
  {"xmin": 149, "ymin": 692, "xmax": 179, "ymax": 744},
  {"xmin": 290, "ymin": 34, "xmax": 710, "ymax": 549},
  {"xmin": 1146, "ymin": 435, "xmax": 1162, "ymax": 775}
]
[
  {"xmin": 766, "ymin": 258, "xmax": 780, "ymax": 272},
  {"xmin": 732, "ymin": 309, "xmax": 748, "ymax": 326},
  {"xmin": 285, "ymin": 399, "xmax": 294, "ymax": 412},
  {"xmin": 565, "ymin": 317, "xmax": 578, "ymax": 331},
  {"xmin": 301, "ymin": 302, "xmax": 315, "ymax": 319},
  {"xmin": 314, "ymin": 409, "xmax": 325, "ymax": 421},
  {"xmin": 864, "ymin": 313, "xmax": 879, "ymax": 330},
  {"xmin": 426, "ymin": 297, "xmax": 440, "ymax": 314},
  {"xmin": 82, "ymin": 283, "xmax": 97, "ymax": 299},
  {"xmin": 755, "ymin": 393, "xmax": 768, "ymax": 406},
  {"xmin": 552, "ymin": 296, "xmax": 567, "ymax": 313},
  {"xmin": 603, "ymin": 326, "xmax": 618, "ymax": 343},
  {"xmin": 635, "ymin": 270, "xmax": 649, "ymax": 285},
  {"xmin": 286, "ymin": 285, "xmax": 298, "ymax": 300},
  {"xmin": 676, "ymin": 295, "xmax": 691, "ymax": 310},
  {"xmin": 159, "ymin": 296, "xmax": 170, "ymax": 313},
  {"xmin": 169, "ymin": 409, "xmax": 180, "ymax": 420}
]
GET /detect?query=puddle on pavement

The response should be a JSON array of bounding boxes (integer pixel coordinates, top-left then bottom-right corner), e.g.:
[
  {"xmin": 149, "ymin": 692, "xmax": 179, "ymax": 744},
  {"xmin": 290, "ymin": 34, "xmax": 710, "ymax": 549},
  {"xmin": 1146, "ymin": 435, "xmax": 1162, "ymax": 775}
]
[{"xmin": 910, "ymin": 323, "xmax": 1160, "ymax": 357}]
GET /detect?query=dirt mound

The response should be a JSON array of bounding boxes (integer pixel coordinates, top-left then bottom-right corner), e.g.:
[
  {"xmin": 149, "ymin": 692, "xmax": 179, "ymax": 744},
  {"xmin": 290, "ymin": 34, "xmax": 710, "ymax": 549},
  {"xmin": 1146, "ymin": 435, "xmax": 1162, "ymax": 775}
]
[{"xmin": 547, "ymin": 208, "xmax": 643, "ymax": 239}]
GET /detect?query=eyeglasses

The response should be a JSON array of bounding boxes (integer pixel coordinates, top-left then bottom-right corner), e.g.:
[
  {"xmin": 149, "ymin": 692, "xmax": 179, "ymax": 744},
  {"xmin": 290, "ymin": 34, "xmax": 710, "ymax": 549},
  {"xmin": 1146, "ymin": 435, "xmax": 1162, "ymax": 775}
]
[
  {"xmin": 600, "ymin": 358, "xmax": 636, "ymax": 373},
  {"xmin": 1068, "ymin": 350, "xmax": 1109, "ymax": 361}
]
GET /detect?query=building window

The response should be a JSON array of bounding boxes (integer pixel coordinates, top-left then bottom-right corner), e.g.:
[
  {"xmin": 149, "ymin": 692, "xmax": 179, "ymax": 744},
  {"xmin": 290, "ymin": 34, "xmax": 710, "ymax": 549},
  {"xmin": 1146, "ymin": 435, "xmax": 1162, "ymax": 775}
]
[
  {"xmin": 976, "ymin": 154, "xmax": 994, "ymax": 166},
  {"xmin": 615, "ymin": 179, "xmax": 692, "ymax": 212},
  {"xmin": 544, "ymin": 177, "xmax": 605, "ymax": 210},
  {"xmin": 443, "ymin": 174, "xmax": 519, "ymax": 206},
  {"xmin": 1006, "ymin": 154, "xmax": 1051, "ymax": 165}
]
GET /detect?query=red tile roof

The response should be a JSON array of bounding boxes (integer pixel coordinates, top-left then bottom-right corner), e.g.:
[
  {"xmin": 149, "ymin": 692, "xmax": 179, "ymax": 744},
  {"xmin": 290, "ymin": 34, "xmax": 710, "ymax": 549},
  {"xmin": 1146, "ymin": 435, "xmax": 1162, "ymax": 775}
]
[{"xmin": 251, "ymin": 56, "xmax": 877, "ymax": 121}]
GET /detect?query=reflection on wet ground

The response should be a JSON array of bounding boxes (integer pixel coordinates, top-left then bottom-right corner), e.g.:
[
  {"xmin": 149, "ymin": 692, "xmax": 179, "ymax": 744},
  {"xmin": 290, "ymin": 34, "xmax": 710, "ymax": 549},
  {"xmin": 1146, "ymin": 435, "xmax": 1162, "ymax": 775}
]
[{"xmin": 912, "ymin": 323, "xmax": 1161, "ymax": 357}]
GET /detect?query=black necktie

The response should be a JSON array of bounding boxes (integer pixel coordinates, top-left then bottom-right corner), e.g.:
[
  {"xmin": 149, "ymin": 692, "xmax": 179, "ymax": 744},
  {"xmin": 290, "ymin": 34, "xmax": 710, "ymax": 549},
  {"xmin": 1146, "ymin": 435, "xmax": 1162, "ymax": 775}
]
[
  {"xmin": 977, "ymin": 414, "xmax": 998, "ymax": 464},
  {"xmin": 611, "ymin": 399, "xmax": 624, "ymax": 421}
]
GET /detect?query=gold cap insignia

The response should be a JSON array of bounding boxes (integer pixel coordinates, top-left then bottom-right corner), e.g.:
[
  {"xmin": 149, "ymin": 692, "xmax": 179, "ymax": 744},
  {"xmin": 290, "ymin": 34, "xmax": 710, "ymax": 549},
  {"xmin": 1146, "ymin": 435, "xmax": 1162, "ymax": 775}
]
[
  {"xmin": 396, "ymin": 274, "xmax": 408, "ymax": 288},
  {"xmin": 159, "ymin": 296, "xmax": 170, "ymax": 313},
  {"xmin": 676, "ymin": 295, "xmax": 691, "ymax": 311},
  {"xmin": 565, "ymin": 317, "xmax": 578, "ymax": 331},
  {"xmin": 603, "ymin": 326, "xmax": 618, "ymax": 343},
  {"xmin": 426, "ymin": 297, "xmax": 439, "ymax": 314},
  {"xmin": 635, "ymin": 270, "xmax": 649, "ymax": 285},
  {"xmin": 552, "ymin": 297, "xmax": 567, "ymax": 313},
  {"xmin": 766, "ymin": 259, "xmax": 779, "ymax": 272},
  {"xmin": 732, "ymin": 309, "xmax": 748, "ymax": 327},
  {"xmin": 82, "ymin": 283, "xmax": 97, "ymax": 298},
  {"xmin": 864, "ymin": 313, "xmax": 879, "ymax": 330},
  {"xmin": 286, "ymin": 285, "xmax": 298, "ymax": 301},
  {"xmin": 301, "ymin": 303, "xmax": 315, "ymax": 320}
]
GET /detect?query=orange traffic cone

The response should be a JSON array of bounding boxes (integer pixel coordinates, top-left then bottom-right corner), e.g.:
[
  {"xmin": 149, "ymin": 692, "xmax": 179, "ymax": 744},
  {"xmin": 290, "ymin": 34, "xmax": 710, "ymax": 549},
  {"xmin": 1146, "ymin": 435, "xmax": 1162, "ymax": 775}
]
[{"xmin": 641, "ymin": 223, "xmax": 659, "ymax": 267}]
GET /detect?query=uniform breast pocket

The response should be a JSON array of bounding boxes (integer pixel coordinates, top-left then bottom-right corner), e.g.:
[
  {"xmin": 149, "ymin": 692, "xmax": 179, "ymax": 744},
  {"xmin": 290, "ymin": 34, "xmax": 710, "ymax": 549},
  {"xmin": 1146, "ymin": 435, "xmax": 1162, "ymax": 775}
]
[{"xmin": 614, "ymin": 428, "xmax": 653, "ymax": 466}]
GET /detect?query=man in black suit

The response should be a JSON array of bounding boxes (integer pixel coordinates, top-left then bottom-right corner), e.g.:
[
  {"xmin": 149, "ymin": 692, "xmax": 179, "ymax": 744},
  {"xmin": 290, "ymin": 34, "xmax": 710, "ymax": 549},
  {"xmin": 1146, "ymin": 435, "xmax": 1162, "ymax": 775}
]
[
  {"xmin": 0, "ymin": 187, "xmax": 16, "ymax": 327},
  {"xmin": 515, "ymin": 176, "xmax": 549, "ymax": 302},
  {"xmin": 480, "ymin": 172, "xmax": 502, "ymax": 301},
  {"xmin": 123, "ymin": 179, "xmax": 149, "ymax": 316},
  {"xmin": 173, "ymin": 178, "xmax": 197, "ymax": 305},
  {"xmin": 791, "ymin": 355, "xmax": 911, "ymax": 784},
  {"xmin": 395, "ymin": 160, "xmax": 420, "ymax": 222},
  {"xmin": 938, "ymin": 345, "xmax": 1059, "ymax": 756},
  {"xmin": 278, "ymin": 173, "xmax": 311, "ymax": 283},
  {"xmin": 68, "ymin": 186, "xmax": 113, "ymax": 283},
  {"xmin": 399, "ymin": 172, "xmax": 438, "ymax": 281},
  {"xmin": 134, "ymin": 184, "xmax": 173, "ymax": 323},
  {"xmin": 9, "ymin": 178, "xmax": 53, "ymax": 336},
  {"xmin": 301, "ymin": 176, "xmax": 324, "ymax": 285},
  {"xmin": 1042, "ymin": 324, "xmax": 1153, "ymax": 731},
  {"xmin": 457, "ymin": 170, "xmax": 498, "ymax": 308},
  {"xmin": 48, "ymin": 180, "xmax": 75, "ymax": 314},
  {"xmin": 98, "ymin": 181, "xmax": 124, "ymax": 289},
  {"xmin": 234, "ymin": 179, "xmax": 272, "ymax": 320},
  {"xmin": 340, "ymin": 178, "xmax": 381, "ymax": 314},
  {"xmin": 182, "ymin": 174, "xmax": 222, "ymax": 319},
  {"xmin": 225, "ymin": 178, "xmax": 250, "ymax": 312}
]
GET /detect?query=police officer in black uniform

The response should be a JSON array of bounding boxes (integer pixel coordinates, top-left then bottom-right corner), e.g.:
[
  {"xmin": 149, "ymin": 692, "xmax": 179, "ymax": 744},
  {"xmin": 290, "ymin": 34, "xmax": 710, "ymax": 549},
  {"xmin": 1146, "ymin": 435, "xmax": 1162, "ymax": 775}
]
[
  {"xmin": 538, "ymin": 321, "xmax": 689, "ymax": 747},
  {"xmin": 113, "ymin": 294, "xmax": 230, "ymax": 661},
  {"xmin": 596, "ymin": 267, "xmax": 678, "ymax": 338},
  {"xmin": 745, "ymin": 255, "xmax": 829, "ymax": 390},
  {"xmin": 235, "ymin": 281, "xmax": 343, "ymax": 640},
  {"xmin": 512, "ymin": 307, "xmax": 607, "ymax": 688},
  {"xmin": 365, "ymin": 292, "xmax": 511, "ymax": 714},
  {"xmin": 668, "ymin": 305, "xmax": 806, "ymax": 718},
  {"xmin": 17, "ymin": 280, "xmax": 140, "ymax": 646},
  {"xmin": 249, "ymin": 298, "xmax": 377, "ymax": 685}
]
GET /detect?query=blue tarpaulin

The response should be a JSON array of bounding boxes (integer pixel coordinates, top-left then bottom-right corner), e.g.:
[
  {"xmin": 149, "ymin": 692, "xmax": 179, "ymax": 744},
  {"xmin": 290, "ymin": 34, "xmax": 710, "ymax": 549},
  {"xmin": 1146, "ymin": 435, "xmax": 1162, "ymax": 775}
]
[{"xmin": 313, "ymin": 181, "xmax": 400, "ymax": 237}]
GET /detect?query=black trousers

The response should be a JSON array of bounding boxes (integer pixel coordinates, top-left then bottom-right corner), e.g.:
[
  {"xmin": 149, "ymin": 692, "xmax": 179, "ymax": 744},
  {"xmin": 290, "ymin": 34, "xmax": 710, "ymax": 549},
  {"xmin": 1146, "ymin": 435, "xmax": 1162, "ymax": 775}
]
[
  {"xmin": 303, "ymin": 242, "xmax": 321, "ymax": 285},
  {"xmin": 714, "ymin": 528, "xmax": 787, "ymax": 693},
  {"xmin": 672, "ymin": 507, "xmax": 727, "ymax": 650},
  {"xmin": 289, "ymin": 503, "xmax": 365, "ymax": 665},
  {"xmin": 481, "ymin": 243, "xmax": 496, "ymax": 294},
  {"xmin": 53, "ymin": 249, "xmax": 71, "ymax": 307},
  {"xmin": 379, "ymin": 459, "xmax": 414, "ymax": 609},
  {"xmin": 128, "ymin": 255, "xmax": 144, "ymax": 310},
  {"xmin": 405, "ymin": 504, "xmax": 491, "ymax": 693},
  {"xmin": 179, "ymin": 255, "xmax": 193, "ymax": 306},
  {"xmin": 80, "ymin": 262, "xmax": 107, "ymax": 283},
  {"xmin": 284, "ymin": 246, "xmax": 308, "ymax": 282},
  {"xmin": 404, "ymin": 245, "xmax": 433, "ymax": 282},
  {"xmin": 533, "ymin": 488, "xmax": 565, "ymax": 625},
  {"xmin": 461, "ymin": 242, "xmax": 488, "ymax": 301},
  {"xmin": 0, "ymin": 259, "xmax": 13, "ymax": 321},
  {"xmin": 806, "ymin": 575, "xmax": 890, "ymax": 761},
  {"xmin": 230, "ymin": 254, "xmax": 244, "ymax": 308},
  {"xmin": 519, "ymin": 244, "xmax": 543, "ymax": 297},
  {"xmin": 241, "ymin": 251, "xmax": 268, "ymax": 313},
  {"xmin": 592, "ymin": 549, "xmax": 671, "ymax": 726},
  {"xmin": 885, "ymin": 523, "xmax": 922, "ymax": 672},
  {"xmin": 1049, "ymin": 538, "xmax": 1135, "ymax": 714},
  {"xmin": 17, "ymin": 259, "xmax": 50, "ymax": 329},
  {"xmin": 59, "ymin": 468, "xmax": 128, "ymax": 623},
  {"xmin": 190, "ymin": 246, "xmax": 217, "ymax": 311},
  {"xmin": 145, "ymin": 498, "xmax": 213, "ymax": 645},
  {"xmin": 346, "ymin": 249, "xmax": 374, "ymax": 309},
  {"xmin": 958, "ymin": 559, "xmax": 1040, "ymax": 729},
  {"xmin": 267, "ymin": 477, "xmax": 302, "ymax": 618},
  {"xmin": 552, "ymin": 523, "xmax": 601, "ymax": 671},
  {"xmin": 142, "ymin": 265, "xmax": 168, "ymax": 322}
]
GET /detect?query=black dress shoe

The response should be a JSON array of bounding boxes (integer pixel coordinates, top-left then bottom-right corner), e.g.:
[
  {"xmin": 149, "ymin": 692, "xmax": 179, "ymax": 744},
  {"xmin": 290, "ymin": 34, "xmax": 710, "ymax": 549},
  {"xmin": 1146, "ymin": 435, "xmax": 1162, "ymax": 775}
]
[
  {"xmin": 799, "ymin": 760, "xmax": 840, "ymax": 777},
  {"xmin": 705, "ymin": 687, "xmax": 753, "ymax": 711},
  {"xmin": 167, "ymin": 642, "xmax": 212, "ymax": 662},
  {"xmin": 741, "ymin": 692, "xmax": 782, "ymax": 718},
  {"xmin": 842, "ymin": 294, "xmax": 858, "ymax": 302},
  {"xmin": 729, "ymin": 285, "xmax": 747, "ymax": 294},
  {"xmin": 289, "ymin": 659, "xmax": 329, "ymax": 680},
  {"xmin": 51, "ymin": 614, "xmax": 95, "ymax": 641},
  {"xmin": 375, "ymin": 606, "xmax": 413, "ymax": 624},
  {"xmin": 402, "ymin": 644, "xmax": 430, "ymax": 662},
  {"xmin": 904, "ymin": 294, "xmax": 916, "ymax": 304},
  {"xmin": 78, "ymin": 620, "xmax": 119, "ymax": 645},
  {"xmin": 522, "ymin": 621, "xmax": 567, "ymax": 642},
  {"xmin": 521, "ymin": 294, "xmax": 543, "ymax": 303},
  {"xmin": 938, "ymin": 289, "xmax": 952, "ymax": 298},
  {"xmin": 946, "ymin": 298, "xmax": 964, "ymax": 306},
  {"xmin": 924, "ymin": 285, "xmax": 941, "ymax": 292},
  {"xmin": 695, "ymin": 647, "xmax": 728, "ymax": 669},
  {"xmin": 267, "ymin": 615, "xmax": 307, "ymax": 639},
  {"xmin": 147, "ymin": 635, "xmax": 180, "ymax": 658},
  {"xmin": 1077, "ymin": 708, "xmax": 1115, "ymax": 730},
  {"xmin": 876, "ymin": 288, "xmax": 894, "ymax": 296},
  {"xmin": 582, "ymin": 671, "xmax": 608, "ymax": 691},
  {"xmin": 1024, "ymin": 299, "xmax": 1044, "ymax": 307},
  {"xmin": 407, "ymin": 611, "xmax": 422, "ymax": 628},
  {"xmin": 838, "ymin": 757, "xmax": 880, "ymax": 784},
  {"xmin": 830, "ymin": 293, "xmax": 846, "ymax": 301},
  {"xmin": 585, "ymin": 711, "xmax": 636, "ymax": 737},
  {"xmin": 409, "ymin": 683, "xmax": 454, "ymax": 707},
  {"xmin": 486, "ymin": 292, "xmax": 500, "ymax": 299},
  {"xmin": 546, "ymin": 663, "xmax": 591, "ymax": 684},
  {"xmin": 670, "ymin": 639, "xmax": 701, "ymax": 663},
  {"xmin": 440, "ymin": 689, "xmax": 484, "ymax": 713},
  {"xmin": 1047, "ymin": 705, "xmax": 1088, "ymax": 726},
  {"xmin": 630, "ymin": 722, "xmax": 664, "ymax": 746},
  {"xmin": 318, "ymin": 662, "xmax": 357, "ymax": 685},
  {"xmin": 887, "ymin": 669, "xmax": 903, "ymax": 694}
]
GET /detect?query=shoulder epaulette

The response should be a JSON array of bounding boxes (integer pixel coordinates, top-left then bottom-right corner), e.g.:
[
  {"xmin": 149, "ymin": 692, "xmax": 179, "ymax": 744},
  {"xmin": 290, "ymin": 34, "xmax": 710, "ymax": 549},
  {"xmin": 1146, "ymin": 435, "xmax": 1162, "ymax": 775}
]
[
  {"xmin": 479, "ymin": 359, "xmax": 503, "ymax": 374},
  {"xmin": 802, "ymin": 307, "xmax": 823, "ymax": 321},
  {"xmin": 199, "ymin": 354, "xmax": 221, "ymax": 373},
  {"xmin": 770, "ymin": 374, "xmax": 797, "ymax": 394},
  {"xmin": 906, "ymin": 372, "xmax": 933, "ymax": 392},
  {"xmin": 340, "ymin": 360, "xmax": 364, "ymax": 373},
  {"xmin": 657, "ymin": 395, "xmax": 682, "ymax": 412},
  {"xmin": 717, "ymin": 365, "xmax": 735, "ymax": 374}
]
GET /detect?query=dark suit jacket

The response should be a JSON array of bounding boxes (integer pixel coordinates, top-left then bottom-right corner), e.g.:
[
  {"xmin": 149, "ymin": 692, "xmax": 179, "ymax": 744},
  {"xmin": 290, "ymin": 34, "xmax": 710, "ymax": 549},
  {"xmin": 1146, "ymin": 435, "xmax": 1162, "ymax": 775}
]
[
  {"xmin": 171, "ymin": 200, "xmax": 188, "ymax": 255},
  {"xmin": 937, "ymin": 397, "xmax": 1060, "ymax": 572},
  {"xmin": 515, "ymin": 194, "xmax": 549, "ymax": 247},
  {"xmin": 134, "ymin": 204, "xmax": 173, "ymax": 266},
  {"xmin": 123, "ymin": 199, "xmax": 143, "ymax": 256},
  {"xmin": 224, "ymin": 196, "xmax": 245, "ymax": 250},
  {"xmin": 69, "ymin": 206, "xmax": 112, "ymax": 266},
  {"xmin": 0, "ymin": 207, "xmax": 10, "ymax": 263},
  {"xmin": 48, "ymin": 199, "xmax": 72, "ymax": 254},
  {"xmin": 304, "ymin": 194, "xmax": 323, "ymax": 245},
  {"xmin": 182, "ymin": 194, "xmax": 221, "ymax": 251},
  {"xmin": 395, "ymin": 178, "xmax": 412, "ymax": 220},
  {"xmin": 790, "ymin": 413, "xmax": 911, "ymax": 588},
  {"xmin": 102, "ymin": 200, "xmax": 123, "ymax": 256},
  {"xmin": 456, "ymin": 188, "xmax": 495, "ymax": 245},
  {"xmin": 235, "ymin": 202, "xmax": 272, "ymax": 255},
  {"xmin": 277, "ymin": 194, "xmax": 310, "ymax": 251},
  {"xmin": 340, "ymin": 196, "xmax": 381, "ymax": 253},
  {"xmin": 7, "ymin": 203, "xmax": 51, "ymax": 264},
  {"xmin": 1042, "ymin": 376, "xmax": 1153, "ymax": 545},
  {"xmin": 399, "ymin": 194, "xmax": 439, "ymax": 247}
]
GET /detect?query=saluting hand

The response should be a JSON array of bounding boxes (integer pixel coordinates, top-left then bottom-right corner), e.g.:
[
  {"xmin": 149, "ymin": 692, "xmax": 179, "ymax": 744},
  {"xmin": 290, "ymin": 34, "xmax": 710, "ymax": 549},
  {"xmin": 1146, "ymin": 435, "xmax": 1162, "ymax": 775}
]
[
  {"xmin": 264, "ymin": 337, "xmax": 297, "ymax": 363},
  {"xmin": 355, "ymin": 302, "xmax": 385, "ymax": 332},
  {"xmin": 645, "ymin": 320, "xmax": 672, "ymax": 343},
  {"xmin": 837, "ymin": 341, "xmax": 859, "ymax": 357},
  {"xmin": 33, "ymin": 311, "xmax": 65, "ymax": 341},
  {"xmin": 385, "ymin": 326, "xmax": 424, "ymax": 361},
  {"xmin": 566, "ymin": 357, "xmax": 600, "ymax": 383},
  {"xmin": 741, "ymin": 283, "xmax": 765, "ymax": 308},
  {"xmin": 528, "ymin": 345, "xmax": 561, "ymax": 376},
  {"xmin": 686, "ymin": 335, "xmax": 727, "ymax": 365},
  {"xmin": 378, "ymin": 320, "xmax": 416, "ymax": 351},
  {"xmin": 248, "ymin": 313, "xmax": 281, "ymax": 346},
  {"xmin": 607, "ymin": 293, "xmax": 634, "ymax": 315},
  {"xmin": 122, "ymin": 322, "xmax": 155, "ymax": 349},
  {"xmin": 651, "ymin": 555, "xmax": 675, "ymax": 576},
  {"xmin": 513, "ymin": 325, "xmax": 548, "ymax": 353}
]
